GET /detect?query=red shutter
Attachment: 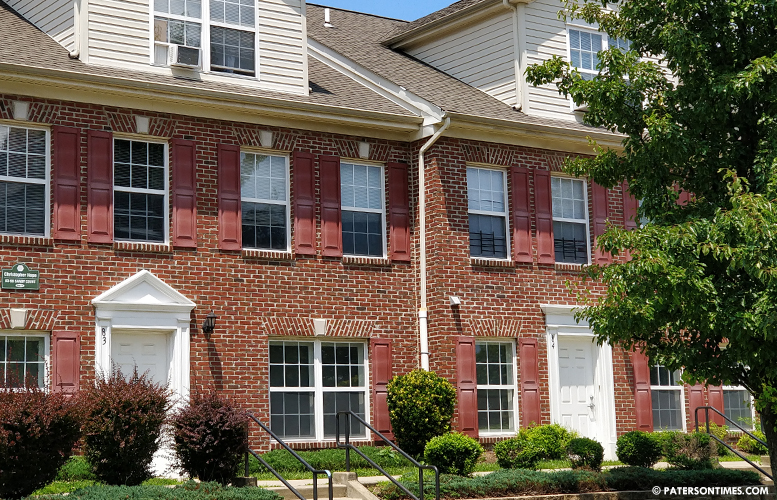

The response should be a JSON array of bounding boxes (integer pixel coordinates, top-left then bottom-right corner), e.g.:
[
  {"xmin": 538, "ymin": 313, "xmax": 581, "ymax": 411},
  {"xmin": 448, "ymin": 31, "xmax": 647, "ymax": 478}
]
[
  {"xmin": 519, "ymin": 338, "xmax": 542, "ymax": 427},
  {"xmin": 456, "ymin": 336, "xmax": 479, "ymax": 438},
  {"xmin": 689, "ymin": 383, "xmax": 705, "ymax": 425},
  {"xmin": 52, "ymin": 331, "xmax": 80, "ymax": 395},
  {"xmin": 677, "ymin": 190, "xmax": 691, "ymax": 205},
  {"xmin": 320, "ymin": 155, "xmax": 342, "ymax": 257},
  {"xmin": 52, "ymin": 126, "xmax": 81, "ymax": 241},
  {"xmin": 218, "ymin": 143, "xmax": 241, "ymax": 251},
  {"xmin": 592, "ymin": 182, "xmax": 611, "ymax": 264},
  {"xmin": 87, "ymin": 130, "xmax": 113, "ymax": 243},
  {"xmin": 371, "ymin": 338, "xmax": 394, "ymax": 441},
  {"xmin": 172, "ymin": 139, "xmax": 197, "ymax": 248},
  {"xmin": 293, "ymin": 151, "xmax": 316, "ymax": 255},
  {"xmin": 511, "ymin": 167, "xmax": 532, "ymax": 263},
  {"xmin": 622, "ymin": 181, "xmax": 639, "ymax": 232},
  {"xmin": 707, "ymin": 385, "xmax": 725, "ymax": 425},
  {"xmin": 534, "ymin": 170, "xmax": 554, "ymax": 264},
  {"xmin": 630, "ymin": 348, "xmax": 654, "ymax": 431},
  {"xmin": 388, "ymin": 162, "xmax": 411, "ymax": 262}
]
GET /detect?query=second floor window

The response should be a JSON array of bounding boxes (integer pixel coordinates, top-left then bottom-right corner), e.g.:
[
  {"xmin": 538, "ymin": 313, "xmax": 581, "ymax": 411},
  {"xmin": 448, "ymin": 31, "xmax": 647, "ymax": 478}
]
[
  {"xmin": 241, "ymin": 152, "xmax": 289, "ymax": 251},
  {"xmin": 341, "ymin": 163, "xmax": 384, "ymax": 257},
  {"xmin": 114, "ymin": 139, "xmax": 167, "ymax": 243},
  {"xmin": 0, "ymin": 125, "xmax": 48, "ymax": 237},
  {"xmin": 569, "ymin": 29, "xmax": 602, "ymax": 80},
  {"xmin": 154, "ymin": 0, "xmax": 203, "ymax": 64},
  {"xmin": 467, "ymin": 167, "xmax": 508, "ymax": 259},
  {"xmin": 552, "ymin": 177, "xmax": 588, "ymax": 264}
]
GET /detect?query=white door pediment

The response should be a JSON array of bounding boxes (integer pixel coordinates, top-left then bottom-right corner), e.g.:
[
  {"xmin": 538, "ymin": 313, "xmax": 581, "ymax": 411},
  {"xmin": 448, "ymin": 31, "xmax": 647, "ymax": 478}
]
[{"xmin": 92, "ymin": 270, "xmax": 196, "ymax": 313}]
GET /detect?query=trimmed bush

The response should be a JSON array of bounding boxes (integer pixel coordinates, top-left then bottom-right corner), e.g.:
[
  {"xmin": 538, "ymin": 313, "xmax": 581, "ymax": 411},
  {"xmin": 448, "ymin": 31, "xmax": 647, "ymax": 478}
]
[
  {"xmin": 386, "ymin": 370, "xmax": 456, "ymax": 457},
  {"xmin": 0, "ymin": 387, "xmax": 81, "ymax": 499},
  {"xmin": 34, "ymin": 481, "xmax": 283, "ymax": 500},
  {"xmin": 737, "ymin": 430, "xmax": 768, "ymax": 454},
  {"xmin": 525, "ymin": 423, "xmax": 577, "ymax": 460},
  {"xmin": 664, "ymin": 432, "xmax": 716, "ymax": 470},
  {"xmin": 424, "ymin": 432, "xmax": 483, "ymax": 476},
  {"xmin": 566, "ymin": 437, "xmax": 604, "ymax": 471},
  {"xmin": 616, "ymin": 431, "xmax": 662, "ymax": 468},
  {"xmin": 55, "ymin": 456, "xmax": 97, "ymax": 481},
  {"xmin": 81, "ymin": 367, "xmax": 171, "ymax": 485},
  {"xmin": 604, "ymin": 467, "xmax": 761, "ymax": 490},
  {"xmin": 493, "ymin": 435, "xmax": 541, "ymax": 470},
  {"xmin": 171, "ymin": 391, "xmax": 248, "ymax": 484},
  {"xmin": 247, "ymin": 446, "xmax": 407, "ymax": 475},
  {"xmin": 708, "ymin": 422, "xmax": 730, "ymax": 456}
]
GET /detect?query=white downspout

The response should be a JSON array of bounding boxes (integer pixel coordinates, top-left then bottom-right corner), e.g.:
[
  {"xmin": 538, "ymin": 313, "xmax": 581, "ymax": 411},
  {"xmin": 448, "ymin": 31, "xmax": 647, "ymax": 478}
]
[
  {"xmin": 504, "ymin": 0, "xmax": 528, "ymax": 111},
  {"xmin": 418, "ymin": 115, "xmax": 450, "ymax": 371}
]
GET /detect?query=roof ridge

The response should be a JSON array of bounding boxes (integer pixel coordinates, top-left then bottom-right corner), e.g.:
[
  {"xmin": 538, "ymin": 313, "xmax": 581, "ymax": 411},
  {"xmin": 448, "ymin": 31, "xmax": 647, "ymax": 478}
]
[
  {"xmin": 382, "ymin": 0, "xmax": 492, "ymax": 43},
  {"xmin": 307, "ymin": 3, "xmax": 410, "ymax": 23}
]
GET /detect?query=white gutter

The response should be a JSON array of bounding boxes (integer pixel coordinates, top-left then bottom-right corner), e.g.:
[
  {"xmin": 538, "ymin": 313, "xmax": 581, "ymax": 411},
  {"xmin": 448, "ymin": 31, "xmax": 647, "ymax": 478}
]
[{"xmin": 418, "ymin": 115, "xmax": 451, "ymax": 371}]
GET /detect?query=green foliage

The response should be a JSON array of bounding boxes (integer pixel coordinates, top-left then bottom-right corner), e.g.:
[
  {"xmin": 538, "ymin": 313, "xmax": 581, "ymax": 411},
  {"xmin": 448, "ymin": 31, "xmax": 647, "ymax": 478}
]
[
  {"xmin": 566, "ymin": 438, "xmax": 604, "ymax": 471},
  {"xmin": 525, "ymin": 424, "xmax": 578, "ymax": 460},
  {"xmin": 56, "ymin": 456, "xmax": 97, "ymax": 481},
  {"xmin": 0, "ymin": 387, "xmax": 82, "ymax": 499},
  {"xmin": 708, "ymin": 423, "xmax": 731, "ymax": 456},
  {"xmin": 616, "ymin": 431, "xmax": 662, "ymax": 468},
  {"xmin": 664, "ymin": 432, "xmax": 717, "ymax": 470},
  {"xmin": 525, "ymin": 0, "xmax": 777, "ymax": 464},
  {"xmin": 493, "ymin": 435, "xmax": 541, "ymax": 470},
  {"xmin": 386, "ymin": 370, "xmax": 456, "ymax": 457},
  {"xmin": 171, "ymin": 391, "xmax": 248, "ymax": 484},
  {"xmin": 247, "ymin": 446, "xmax": 408, "ymax": 475},
  {"xmin": 423, "ymin": 433, "xmax": 483, "ymax": 476},
  {"xmin": 373, "ymin": 467, "xmax": 760, "ymax": 500},
  {"xmin": 81, "ymin": 367, "xmax": 171, "ymax": 486},
  {"xmin": 737, "ymin": 431, "xmax": 769, "ymax": 455},
  {"xmin": 34, "ymin": 481, "xmax": 283, "ymax": 500}
]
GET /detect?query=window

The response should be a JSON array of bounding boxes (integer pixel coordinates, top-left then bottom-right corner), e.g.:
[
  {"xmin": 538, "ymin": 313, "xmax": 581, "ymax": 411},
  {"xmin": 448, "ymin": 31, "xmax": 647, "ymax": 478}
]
[
  {"xmin": 154, "ymin": 0, "xmax": 203, "ymax": 64},
  {"xmin": 569, "ymin": 29, "xmax": 602, "ymax": 80},
  {"xmin": 467, "ymin": 167, "xmax": 508, "ymax": 259},
  {"xmin": 241, "ymin": 153, "xmax": 289, "ymax": 251},
  {"xmin": 476, "ymin": 341, "xmax": 516, "ymax": 433},
  {"xmin": 341, "ymin": 163, "xmax": 384, "ymax": 257},
  {"xmin": 113, "ymin": 139, "xmax": 167, "ymax": 243},
  {"xmin": 551, "ymin": 177, "xmax": 589, "ymax": 264},
  {"xmin": 269, "ymin": 340, "xmax": 368, "ymax": 440},
  {"xmin": 650, "ymin": 365, "xmax": 684, "ymax": 430},
  {"xmin": 1, "ymin": 334, "xmax": 46, "ymax": 388},
  {"xmin": 0, "ymin": 125, "xmax": 48, "ymax": 237},
  {"xmin": 723, "ymin": 387, "xmax": 754, "ymax": 429}
]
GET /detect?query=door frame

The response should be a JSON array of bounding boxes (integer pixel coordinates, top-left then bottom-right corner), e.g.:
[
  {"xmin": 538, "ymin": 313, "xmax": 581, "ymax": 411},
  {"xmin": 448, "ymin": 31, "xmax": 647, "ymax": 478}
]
[{"xmin": 541, "ymin": 304, "xmax": 617, "ymax": 459}]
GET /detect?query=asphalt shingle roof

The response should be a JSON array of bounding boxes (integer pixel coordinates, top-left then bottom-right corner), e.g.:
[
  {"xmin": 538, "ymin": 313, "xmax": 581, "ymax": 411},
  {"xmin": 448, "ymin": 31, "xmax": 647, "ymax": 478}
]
[{"xmin": 384, "ymin": 0, "xmax": 491, "ymax": 42}]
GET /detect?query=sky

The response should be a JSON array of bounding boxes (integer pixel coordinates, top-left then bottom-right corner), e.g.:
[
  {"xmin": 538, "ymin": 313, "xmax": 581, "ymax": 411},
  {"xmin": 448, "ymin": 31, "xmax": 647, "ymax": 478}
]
[{"xmin": 308, "ymin": 0, "xmax": 455, "ymax": 21}]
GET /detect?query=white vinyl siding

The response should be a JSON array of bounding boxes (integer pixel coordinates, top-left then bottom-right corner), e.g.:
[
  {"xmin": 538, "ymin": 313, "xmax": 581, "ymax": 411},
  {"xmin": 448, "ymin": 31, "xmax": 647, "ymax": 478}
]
[
  {"xmin": 4, "ymin": 0, "xmax": 75, "ymax": 52},
  {"xmin": 257, "ymin": 0, "xmax": 307, "ymax": 92},
  {"xmin": 406, "ymin": 11, "xmax": 517, "ymax": 107}
]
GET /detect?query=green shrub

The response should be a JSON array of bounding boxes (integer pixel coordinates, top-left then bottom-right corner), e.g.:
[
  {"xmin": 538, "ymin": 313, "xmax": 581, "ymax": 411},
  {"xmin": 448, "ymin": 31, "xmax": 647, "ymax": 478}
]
[
  {"xmin": 34, "ymin": 481, "xmax": 283, "ymax": 500},
  {"xmin": 423, "ymin": 432, "xmax": 483, "ymax": 476},
  {"xmin": 604, "ymin": 467, "xmax": 760, "ymax": 490},
  {"xmin": 664, "ymin": 432, "xmax": 717, "ymax": 470},
  {"xmin": 386, "ymin": 370, "xmax": 456, "ymax": 457},
  {"xmin": 525, "ymin": 424, "xmax": 577, "ymax": 460},
  {"xmin": 737, "ymin": 430, "xmax": 768, "ymax": 454},
  {"xmin": 653, "ymin": 430, "xmax": 681, "ymax": 457},
  {"xmin": 616, "ymin": 431, "xmax": 662, "ymax": 468},
  {"xmin": 0, "ymin": 387, "xmax": 82, "ymax": 499},
  {"xmin": 56, "ymin": 456, "xmax": 97, "ymax": 481},
  {"xmin": 82, "ymin": 367, "xmax": 171, "ymax": 485},
  {"xmin": 708, "ymin": 422, "xmax": 730, "ymax": 456},
  {"xmin": 171, "ymin": 391, "xmax": 248, "ymax": 484},
  {"xmin": 493, "ymin": 435, "xmax": 541, "ymax": 470},
  {"xmin": 566, "ymin": 437, "xmax": 604, "ymax": 471},
  {"xmin": 247, "ymin": 446, "xmax": 408, "ymax": 475}
]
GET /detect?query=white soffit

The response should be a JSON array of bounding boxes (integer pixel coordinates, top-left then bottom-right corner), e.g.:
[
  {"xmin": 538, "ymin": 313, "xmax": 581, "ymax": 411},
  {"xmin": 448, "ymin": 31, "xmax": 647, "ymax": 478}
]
[{"xmin": 92, "ymin": 270, "xmax": 196, "ymax": 313}]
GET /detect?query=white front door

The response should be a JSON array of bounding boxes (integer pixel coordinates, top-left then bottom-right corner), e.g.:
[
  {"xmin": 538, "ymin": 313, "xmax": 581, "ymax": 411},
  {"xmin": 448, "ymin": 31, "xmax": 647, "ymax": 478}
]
[
  {"xmin": 558, "ymin": 336, "xmax": 598, "ymax": 440},
  {"xmin": 111, "ymin": 332, "xmax": 171, "ymax": 386}
]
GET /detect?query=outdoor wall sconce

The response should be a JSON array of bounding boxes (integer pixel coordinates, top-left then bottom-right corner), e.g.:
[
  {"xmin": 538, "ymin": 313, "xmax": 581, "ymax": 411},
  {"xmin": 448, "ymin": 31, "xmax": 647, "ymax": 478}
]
[
  {"xmin": 450, "ymin": 296, "xmax": 461, "ymax": 306},
  {"xmin": 202, "ymin": 311, "xmax": 217, "ymax": 334}
]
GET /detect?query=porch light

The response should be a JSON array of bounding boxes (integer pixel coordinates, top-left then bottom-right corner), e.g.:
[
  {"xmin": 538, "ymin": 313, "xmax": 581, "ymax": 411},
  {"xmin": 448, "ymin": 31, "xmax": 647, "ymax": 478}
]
[{"xmin": 202, "ymin": 311, "xmax": 217, "ymax": 334}]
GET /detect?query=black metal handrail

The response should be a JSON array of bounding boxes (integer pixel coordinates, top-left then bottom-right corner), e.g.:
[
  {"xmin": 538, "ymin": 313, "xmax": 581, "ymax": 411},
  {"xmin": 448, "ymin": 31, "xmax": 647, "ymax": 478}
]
[
  {"xmin": 244, "ymin": 411, "xmax": 333, "ymax": 500},
  {"xmin": 694, "ymin": 406, "xmax": 772, "ymax": 479},
  {"xmin": 335, "ymin": 411, "xmax": 440, "ymax": 500}
]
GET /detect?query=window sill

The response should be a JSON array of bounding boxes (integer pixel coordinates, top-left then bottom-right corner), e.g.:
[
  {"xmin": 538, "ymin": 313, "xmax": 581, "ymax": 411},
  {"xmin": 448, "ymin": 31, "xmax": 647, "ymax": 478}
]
[
  {"xmin": 242, "ymin": 249, "xmax": 294, "ymax": 260},
  {"xmin": 113, "ymin": 241, "xmax": 173, "ymax": 254},
  {"xmin": 342, "ymin": 256, "xmax": 392, "ymax": 266},
  {"xmin": 555, "ymin": 262, "xmax": 585, "ymax": 272},
  {"xmin": 471, "ymin": 257, "xmax": 513, "ymax": 268},
  {"xmin": 0, "ymin": 234, "xmax": 53, "ymax": 247}
]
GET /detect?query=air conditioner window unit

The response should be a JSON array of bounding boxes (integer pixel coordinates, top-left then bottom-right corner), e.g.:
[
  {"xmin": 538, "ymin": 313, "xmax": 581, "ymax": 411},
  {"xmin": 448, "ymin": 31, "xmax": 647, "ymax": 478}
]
[{"xmin": 169, "ymin": 45, "xmax": 202, "ymax": 69}]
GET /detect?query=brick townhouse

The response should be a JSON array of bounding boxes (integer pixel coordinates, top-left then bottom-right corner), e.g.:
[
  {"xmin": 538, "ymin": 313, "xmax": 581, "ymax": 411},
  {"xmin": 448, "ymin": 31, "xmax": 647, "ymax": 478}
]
[{"xmin": 0, "ymin": 0, "xmax": 753, "ymax": 465}]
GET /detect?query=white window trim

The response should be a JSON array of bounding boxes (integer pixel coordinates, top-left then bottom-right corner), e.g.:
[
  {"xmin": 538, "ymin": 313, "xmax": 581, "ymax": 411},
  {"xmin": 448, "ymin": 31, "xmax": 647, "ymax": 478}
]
[
  {"xmin": 475, "ymin": 339, "xmax": 518, "ymax": 437},
  {"xmin": 112, "ymin": 138, "xmax": 170, "ymax": 245},
  {"xmin": 551, "ymin": 176, "xmax": 591, "ymax": 265},
  {"xmin": 722, "ymin": 385, "xmax": 756, "ymax": 431},
  {"xmin": 340, "ymin": 162, "xmax": 387, "ymax": 259},
  {"xmin": 240, "ymin": 151, "xmax": 291, "ymax": 252},
  {"xmin": 0, "ymin": 331, "xmax": 51, "ymax": 390},
  {"xmin": 0, "ymin": 123, "xmax": 51, "ymax": 238},
  {"xmin": 467, "ymin": 165, "xmax": 511, "ymax": 261},
  {"xmin": 269, "ymin": 339, "xmax": 372, "ymax": 443},
  {"xmin": 650, "ymin": 364, "xmax": 687, "ymax": 432},
  {"xmin": 149, "ymin": 0, "xmax": 261, "ymax": 80}
]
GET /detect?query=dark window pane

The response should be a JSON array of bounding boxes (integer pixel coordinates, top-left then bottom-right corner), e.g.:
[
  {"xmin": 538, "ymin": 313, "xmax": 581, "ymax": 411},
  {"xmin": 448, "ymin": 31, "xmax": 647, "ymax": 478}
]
[{"xmin": 469, "ymin": 214, "xmax": 507, "ymax": 258}]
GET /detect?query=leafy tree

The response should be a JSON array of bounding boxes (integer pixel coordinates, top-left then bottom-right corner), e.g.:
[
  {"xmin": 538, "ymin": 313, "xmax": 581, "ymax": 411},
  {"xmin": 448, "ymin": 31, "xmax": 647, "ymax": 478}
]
[{"xmin": 526, "ymin": 0, "xmax": 777, "ymax": 467}]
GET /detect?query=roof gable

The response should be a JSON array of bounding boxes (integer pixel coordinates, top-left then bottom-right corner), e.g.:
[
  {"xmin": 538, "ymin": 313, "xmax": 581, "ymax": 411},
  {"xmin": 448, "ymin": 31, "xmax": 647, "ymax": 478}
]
[{"xmin": 92, "ymin": 270, "xmax": 196, "ymax": 312}]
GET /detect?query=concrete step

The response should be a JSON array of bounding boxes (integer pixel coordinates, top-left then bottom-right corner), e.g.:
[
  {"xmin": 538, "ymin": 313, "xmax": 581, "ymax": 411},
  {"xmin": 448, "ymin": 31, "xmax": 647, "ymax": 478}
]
[{"xmin": 266, "ymin": 483, "xmax": 348, "ymax": 500}]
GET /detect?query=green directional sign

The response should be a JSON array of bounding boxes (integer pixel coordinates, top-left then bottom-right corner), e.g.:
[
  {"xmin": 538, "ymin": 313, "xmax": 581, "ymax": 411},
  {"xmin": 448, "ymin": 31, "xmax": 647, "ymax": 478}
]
[{"xmin": 2, "ymin": 263, "xmax": 40, "ymax": 290}]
